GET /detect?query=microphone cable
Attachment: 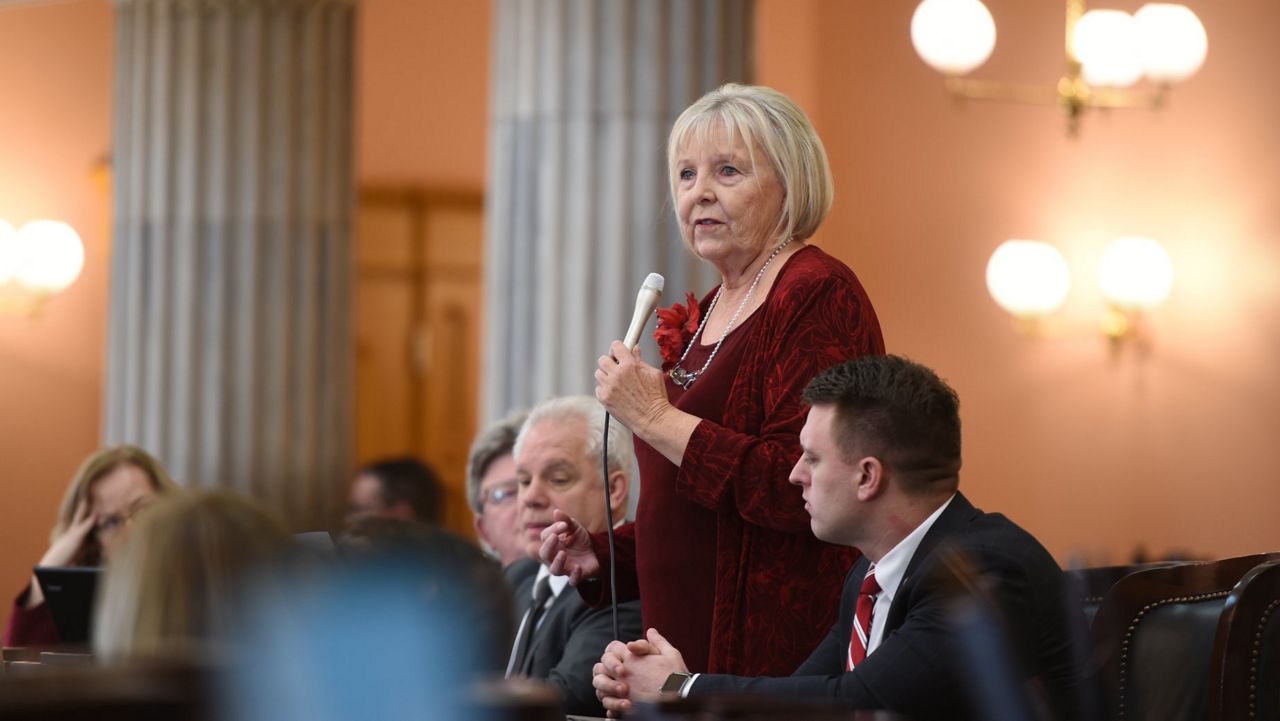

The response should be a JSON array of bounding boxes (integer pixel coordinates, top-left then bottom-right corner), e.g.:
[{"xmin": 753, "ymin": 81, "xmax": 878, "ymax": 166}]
[
  {"xmin": 600, "ymin": 410, "xmax": 621, "ymax": 641},
  {"xmin": 598, "ymin": 272, "xmax": 661, "ymax": 642}
]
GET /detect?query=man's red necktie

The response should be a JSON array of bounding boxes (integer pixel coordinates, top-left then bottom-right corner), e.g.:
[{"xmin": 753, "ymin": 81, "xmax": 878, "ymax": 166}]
[{"xmin": 847, "ymin": 568, "xmax": 881, "ymax": 670}]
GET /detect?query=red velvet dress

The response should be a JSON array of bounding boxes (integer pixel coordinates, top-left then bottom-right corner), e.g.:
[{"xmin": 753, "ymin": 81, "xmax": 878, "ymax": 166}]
[{"xmin": 586, "ymin": 245, "xmax": 885, "ymax": 676}]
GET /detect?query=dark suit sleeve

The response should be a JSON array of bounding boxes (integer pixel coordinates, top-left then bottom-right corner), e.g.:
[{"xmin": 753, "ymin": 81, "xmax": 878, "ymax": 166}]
[
  {"xmin": 691, "ymin": 555, "xmax": 970, "ymax": 714},
  {"xmin": 692, "ymin": 539, "xmax": 1061, "ymax": 720},
  {"xmin": 545, "ymin": 598, "xmax": 644, "ymax": 717}
]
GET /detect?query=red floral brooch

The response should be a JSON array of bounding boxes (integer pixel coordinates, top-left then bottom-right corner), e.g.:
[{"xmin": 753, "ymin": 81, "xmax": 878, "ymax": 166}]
[{"xmin": 654, "ymin": 292, "xmax": 702, "ymax": 370}]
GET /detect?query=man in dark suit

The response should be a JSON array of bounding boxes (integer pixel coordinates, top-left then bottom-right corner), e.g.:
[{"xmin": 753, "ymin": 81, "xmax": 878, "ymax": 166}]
[
  {"xmin": 505, "ymin": 395, "xmax": 643, "ymax": 717},
  {"xmin": 593, "ymin": 355, "xmax": 1082, "ymax": 720}
]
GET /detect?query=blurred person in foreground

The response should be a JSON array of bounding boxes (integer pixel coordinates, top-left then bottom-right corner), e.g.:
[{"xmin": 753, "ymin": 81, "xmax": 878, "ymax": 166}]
[
  {"xmin": 4, "ymin": 445, "xmax": 177, "ymax": 647},
  {"xmin": 540, "ymin": 83, "xmax": 885, "ymax": 676},
  {"xmin": 340, "ymin": 515, "xmax": 514, "ymax": 671},
  {"xmin": 345, "ymin": 456, "xmax": 443, "ymax": 528},
  {"xmin": 227, "ymin": 516, "xmax": 520, "ymax": 720},
  {"xmin": 466, "ymin": 410, "xmax": 529, "ymax": 567},
  {"xmin": 93, "ymin": 490, "xmax": 286, "ymax": 662},
  {"xmin": 507, "ymin": 396, "xmax": 643, "ymax": 717},
  {"xmin": 592, "ymin": 356, "xmax": 1082, "ymax": 721}
]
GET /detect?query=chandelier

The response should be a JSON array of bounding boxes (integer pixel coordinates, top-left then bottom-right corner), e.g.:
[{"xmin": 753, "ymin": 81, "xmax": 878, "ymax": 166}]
[{"xmin": 911, "ymin": 0, "xmax": 1208, "ymax": 134}]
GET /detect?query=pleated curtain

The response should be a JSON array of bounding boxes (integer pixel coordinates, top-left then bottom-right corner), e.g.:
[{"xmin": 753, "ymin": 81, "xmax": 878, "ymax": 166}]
[{"xmin": 104, "ymin": 0, "xmax": 357, "ymax": 529}]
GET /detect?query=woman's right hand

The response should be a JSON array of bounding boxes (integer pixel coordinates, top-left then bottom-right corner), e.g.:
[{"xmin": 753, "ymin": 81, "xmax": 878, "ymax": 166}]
[
  {"xmin": 539, "ymin": 509, "xmax": 602, "ymax": 585},
  {"xmin": 24, "ymin": 499, "xmax": 96, "ymax": 609}
]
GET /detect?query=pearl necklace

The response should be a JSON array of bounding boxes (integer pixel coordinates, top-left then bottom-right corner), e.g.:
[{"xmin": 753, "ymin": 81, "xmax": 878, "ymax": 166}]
[{"xmin": 669, "ymin": 238, "xmax": 793, "ymax": 390}]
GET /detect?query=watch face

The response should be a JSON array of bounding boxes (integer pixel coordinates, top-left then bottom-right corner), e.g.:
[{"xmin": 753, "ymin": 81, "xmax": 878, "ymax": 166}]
[{"xmin": 660, "ymin": 672, "xmax": 690, "ymax": 694}]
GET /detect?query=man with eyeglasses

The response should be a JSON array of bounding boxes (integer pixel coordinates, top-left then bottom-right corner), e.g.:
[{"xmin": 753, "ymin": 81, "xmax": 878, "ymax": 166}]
[{"xmin": 466, "ymin": 410, "xmax": 530, "ymax": 568}]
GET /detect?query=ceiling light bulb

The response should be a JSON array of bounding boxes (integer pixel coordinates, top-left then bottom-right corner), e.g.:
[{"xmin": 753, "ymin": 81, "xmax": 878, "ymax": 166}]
[
  {"xmin": 911, "ymin": 0, "xmax": 997, "ymax": 76},
  {"xmin": 986, "ymin": 240, "xmax": 1071, "ymax": 318},
  {"xmin": 1135, "ymin": 3, "xmax": 1207, "ymax": 83},
  {"xmin": 1098, "ymin": 236, "xmax": 1174, "ymax": 310},
  {"xmin": 15, "ymin": 220, "xmax": 85, "ymax": 293},
  {"xmin": 1072, "ymin": 10, "xmax": 1144, "ymax": 88}
]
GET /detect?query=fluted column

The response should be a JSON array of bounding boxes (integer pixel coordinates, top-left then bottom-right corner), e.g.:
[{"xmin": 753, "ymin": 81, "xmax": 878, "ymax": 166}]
[
  {"xmin": 483, "ymin": 0, "xmax": 754, "ymax": 421},
  {"xmin": 105, "ymin": 0, "xmax": 356, "ymax": 529}
]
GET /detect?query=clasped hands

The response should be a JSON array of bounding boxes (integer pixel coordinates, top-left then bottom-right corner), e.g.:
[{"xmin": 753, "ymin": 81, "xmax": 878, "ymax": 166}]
[
  {"xmin": 592, "ymin": 628, "xmax": 690, "ymax": 717},
  {"xmin": 537, "ymin": 512, "xmax": 691, "ymax": 716}
]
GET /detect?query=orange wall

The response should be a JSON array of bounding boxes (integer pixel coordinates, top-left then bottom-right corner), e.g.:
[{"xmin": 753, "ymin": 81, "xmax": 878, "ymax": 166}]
[
  {"xmin": 0, "ymin": 0, "xmax": 493, "ymax": 600},
  {"xmin": 758, "ymin": 0, "xmax": 1280, "ymax": 563},
  {"xmin": 0, "ymin": 0, "xmax": 114, "ymax": 602},
  {"xmin": 357, "ymin": 0, "xmax": 491, "ymax": 187}
]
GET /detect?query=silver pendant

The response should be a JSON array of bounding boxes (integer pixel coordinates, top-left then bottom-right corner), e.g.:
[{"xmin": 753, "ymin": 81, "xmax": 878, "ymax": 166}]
[{"xmin": 669, "ymin": 367, "xmax": 698, "ymax": 389}]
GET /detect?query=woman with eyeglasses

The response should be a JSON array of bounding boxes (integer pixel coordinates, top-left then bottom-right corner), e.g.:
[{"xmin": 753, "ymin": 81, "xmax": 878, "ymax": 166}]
[{"xmin": 3, "ymin": 444, "xmax": 177, "ymax": 647}]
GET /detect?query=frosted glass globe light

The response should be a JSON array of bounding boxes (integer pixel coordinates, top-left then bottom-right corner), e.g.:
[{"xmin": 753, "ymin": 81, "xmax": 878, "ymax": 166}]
[
  {"xmin": 15, "ymin": 220, "xmax": 85, "ymax": 293},
  {"xmin": 986, "ymin": 240, "xmax": 1071, "ymax": 317},
  {"xmin": 1098, "ymin": 236, "xmax": 1174, "ymax": 309},
  {"xmin": 1072, "ymin": 10, "xmax": 1144, "ymax": 88},
  {"xmin": 0, "ymin": 219, "xmax": 18, "ymax": 284},
  {"xmin": 1135, "ymin": 3, "xmax": 1207, "ymax": 83},
  {"xmin": 911, "ymin": 0, "xmax": 997, "ymax": 76}
]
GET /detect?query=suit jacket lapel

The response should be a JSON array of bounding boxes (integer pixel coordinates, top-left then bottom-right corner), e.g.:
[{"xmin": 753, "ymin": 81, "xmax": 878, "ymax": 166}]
[
  {"xmin": 518, "ymin": 583, "xmax": 570, "ymax": 675},
  {"xmin": 883, "ymin": 491, "xmax": 976, "ymax": 632}
]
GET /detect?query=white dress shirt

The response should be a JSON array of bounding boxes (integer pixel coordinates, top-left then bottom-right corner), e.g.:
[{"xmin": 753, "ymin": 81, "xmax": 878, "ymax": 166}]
[{"xmin": 864, "ymin": 493, "xmax": 955, "ymax": 656}]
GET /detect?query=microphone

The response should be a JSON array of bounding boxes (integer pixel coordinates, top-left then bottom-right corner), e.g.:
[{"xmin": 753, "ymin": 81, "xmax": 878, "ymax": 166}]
[
  {"xmin": 602, "ymin": 272, "xmax": 663, "ymax": 642},
  {"xmin": 622, "ymin": 273, "xmax": 665, "ymax": 350}
]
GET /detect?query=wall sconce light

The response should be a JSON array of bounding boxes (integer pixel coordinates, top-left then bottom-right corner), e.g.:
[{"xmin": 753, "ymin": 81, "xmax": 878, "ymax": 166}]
[
  {"xmin": 987, "ymin": 236, "xmax": 1174, "ymax": 351},
  {"xmin": 985, "ymin": 240, "xmax": 1071, "ymax": 334},
  {"xmin": 1097, "ymin": 235, "xmax": 1174, "ymax": 347},
  {"xmin": 911, "ymin": 0, "xmax": 1208, "ymax": 135},
  {"xmin": 0, "ymin": 219, "xmax": 86, "ymax": 316}
]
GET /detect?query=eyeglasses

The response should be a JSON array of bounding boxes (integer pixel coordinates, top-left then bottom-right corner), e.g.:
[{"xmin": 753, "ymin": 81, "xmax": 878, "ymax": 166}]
[
  {"xmin": 95, "ymin": 501, "xmax": 150, "ymax": 537},
  {"xmin": 481, "ymin": 481, "xmax": 518, "ymax": 509}
]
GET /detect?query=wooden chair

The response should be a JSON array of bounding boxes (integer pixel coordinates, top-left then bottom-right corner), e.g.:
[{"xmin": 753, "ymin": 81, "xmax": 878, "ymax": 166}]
[
  {"xmin": 1210, "ymin": 558, "xmax": 1280, "ymax": 721},
  {"xmin": 1092, "ymin": 553, "xmax": 1278, "ymax": 721}
]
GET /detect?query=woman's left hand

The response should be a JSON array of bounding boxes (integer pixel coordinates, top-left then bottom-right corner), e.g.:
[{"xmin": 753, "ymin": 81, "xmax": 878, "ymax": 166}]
[{"xmin": 595, "ymin": 340, "xmax": 671, "ymax": 438}]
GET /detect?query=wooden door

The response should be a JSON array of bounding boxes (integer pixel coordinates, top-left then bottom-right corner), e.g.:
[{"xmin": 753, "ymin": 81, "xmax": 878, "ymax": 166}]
[{"xmin": 354, "ymin": 187, "xmax": 483, "ymax": 538}]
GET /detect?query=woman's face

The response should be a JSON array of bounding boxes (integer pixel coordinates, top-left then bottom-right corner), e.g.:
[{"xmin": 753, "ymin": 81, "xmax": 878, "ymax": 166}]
[
  {"xmin": 674, "ymin": 125, "xmax": 785, "ymax": 272},
  {"xmin": 90, "ymin": 463, "xmax": 158, "ymax": 561}
]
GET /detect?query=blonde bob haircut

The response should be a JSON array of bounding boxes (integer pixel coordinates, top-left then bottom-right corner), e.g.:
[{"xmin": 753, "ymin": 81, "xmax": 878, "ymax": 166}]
[
  {"xmin": 52, "ymin": 445, "xmax": 178, "ymax": 566},
  {"xmin": 93, "ymin": 490, "xmax": 286, "ymax": 662},
  {"xmin": 668, "ymin": 83, "xmax": 834, "ymax": 243}
]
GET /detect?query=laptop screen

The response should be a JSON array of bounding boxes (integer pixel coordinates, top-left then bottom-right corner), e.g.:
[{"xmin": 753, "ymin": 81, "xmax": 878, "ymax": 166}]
[{"xmin": 33, "ymin": 566, "xmax": 101, "ymax": 646}]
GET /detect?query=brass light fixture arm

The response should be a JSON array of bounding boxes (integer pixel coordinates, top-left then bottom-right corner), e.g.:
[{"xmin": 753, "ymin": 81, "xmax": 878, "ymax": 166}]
[{"xmin": 938, "ymin": 0, "xmax": 1171, "ymax": 135}]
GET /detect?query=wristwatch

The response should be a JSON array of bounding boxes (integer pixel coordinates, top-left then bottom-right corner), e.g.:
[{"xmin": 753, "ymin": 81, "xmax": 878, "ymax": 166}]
[{"xmin": 660, "ymin": 671, "xmax": 694, "ymax": 695}]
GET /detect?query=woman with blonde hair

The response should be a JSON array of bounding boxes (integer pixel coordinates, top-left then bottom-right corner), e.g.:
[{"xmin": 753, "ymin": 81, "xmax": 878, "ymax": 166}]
[
  {"xmin": 3, "ymin": 445, "xmax": 177, "ymax": 647},
  {"xmin": 543, "ymin": 83, "xmax": 885, "ymax": 677},
  {"xmin": 93, "ymin": 489, "xmax": 286, "ymax": 662}
]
